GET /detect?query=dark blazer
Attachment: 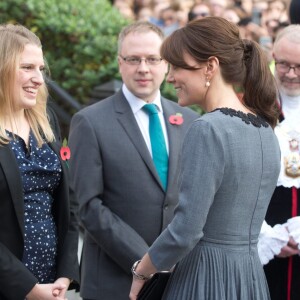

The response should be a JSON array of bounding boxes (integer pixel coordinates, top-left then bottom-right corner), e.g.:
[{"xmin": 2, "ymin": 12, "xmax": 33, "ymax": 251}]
[
  {"xmin": 0, "ymin": 108, "xmax": 79, "ymax": 300},
  {"xmin": 68, "ymin": 90, "xmax": 199, "ymax": 300}
]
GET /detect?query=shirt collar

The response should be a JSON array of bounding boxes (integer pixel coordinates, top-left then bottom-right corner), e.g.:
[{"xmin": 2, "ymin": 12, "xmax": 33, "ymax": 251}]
[{"xmin": 122, "ymin": 84, "xmax": 163, "ymax": 114}]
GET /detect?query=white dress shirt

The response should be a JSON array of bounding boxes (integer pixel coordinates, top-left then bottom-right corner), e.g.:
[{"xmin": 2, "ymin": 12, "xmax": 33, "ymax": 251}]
[{"xmin": 122, "ymin": 84, "xmax": 169, "ymax": 156}]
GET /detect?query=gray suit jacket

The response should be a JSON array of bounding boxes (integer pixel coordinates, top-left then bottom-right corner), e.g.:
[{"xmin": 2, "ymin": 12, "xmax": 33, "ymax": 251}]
[{"xmin": 68, "ymin": 90, "xmax": 198, "ymax": 300}]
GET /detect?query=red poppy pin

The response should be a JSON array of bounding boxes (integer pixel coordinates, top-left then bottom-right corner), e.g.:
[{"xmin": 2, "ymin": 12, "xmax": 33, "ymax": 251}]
[
  {"xmin": 60, "ymin": 138, "xmax": 71, "ymax": 167},
  {"xmin": 169, "ymin": 113, "xmax": 184, "ymax": 125}
]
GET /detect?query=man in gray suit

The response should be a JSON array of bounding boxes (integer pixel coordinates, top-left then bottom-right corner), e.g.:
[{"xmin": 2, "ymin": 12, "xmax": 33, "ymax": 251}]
[{"xmin": 68, "ymin": 21, "xmax": 198, "ymax": 300}]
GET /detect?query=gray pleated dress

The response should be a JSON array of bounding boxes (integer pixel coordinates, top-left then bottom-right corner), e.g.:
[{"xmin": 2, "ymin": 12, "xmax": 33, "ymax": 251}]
[{"xmin": 148, "ymin": 108, "xmax": 281, "ymax": 300}]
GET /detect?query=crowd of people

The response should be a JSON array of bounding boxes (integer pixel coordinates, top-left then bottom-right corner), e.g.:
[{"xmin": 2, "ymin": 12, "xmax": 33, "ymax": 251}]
[
  {"xmin": 112, "ymin": 0, "xmax": 293, "ymax": 39},
  {"xmin": 0, "ymin": 0, "xmax": 300, "ymax": 299},
  {"xmin": 111, "ymin": 0, "xmax": 299, "ymax": 81}
]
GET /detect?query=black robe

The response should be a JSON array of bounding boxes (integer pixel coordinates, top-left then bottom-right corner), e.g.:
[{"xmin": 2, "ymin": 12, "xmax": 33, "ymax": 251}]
[{"xmin": 264, "ymin": 180, "xmax": 300, "ymax": 300}]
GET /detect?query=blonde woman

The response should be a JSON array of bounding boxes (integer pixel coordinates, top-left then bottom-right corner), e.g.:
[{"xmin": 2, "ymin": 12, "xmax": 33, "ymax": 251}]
[{"xmin": 0, "ymin": 24, "xmax": 79, "ymax": 300}]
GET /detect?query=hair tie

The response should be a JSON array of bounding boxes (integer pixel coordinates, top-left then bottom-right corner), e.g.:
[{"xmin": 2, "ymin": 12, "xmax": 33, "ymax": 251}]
[{"xmin": 242, "ymin": 39, "xmax": 252, "ymax": 63}]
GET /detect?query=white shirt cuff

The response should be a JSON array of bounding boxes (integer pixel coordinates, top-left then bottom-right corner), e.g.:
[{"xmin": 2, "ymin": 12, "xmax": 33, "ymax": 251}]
[
  {"xmin": 287, "ymin": 217, "xmax": 300, "ymax": 250},
  {"xmin": 258, "ymin": 221, "xmax": 289, "ymax": 265}
]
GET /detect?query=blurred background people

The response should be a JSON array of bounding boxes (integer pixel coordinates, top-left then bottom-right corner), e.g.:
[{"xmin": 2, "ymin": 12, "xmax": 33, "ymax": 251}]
[
  {"xmin": 222, "ymin": 5, "xmax": 243, "ymax": 23},
  {"xmin": 188, "ymin": 3, "xmax": 211, "ymax": 21},
  {"xmin": 113, "ymin": 0, "xmax": 136, "ymax": 20},
  {"xmin": 209, "ymin": 0, "xmax": 228, "ymax": 16},
  {"xmin": 133, "ymin": 0, "xmax": 153, "ymax": 15},
  {"xmin": 160, "ymin": 5, "xmax": 180, "ymax": 35},
  {"xmin": 136, "ymin": 6, "xmax": 154, "ymax": 21},
  {"xmin": 267, "ymin": 0, "xmax": 288, "ymax": 22},
  {"xmin": 289, "ymin": 0, "xmax": 300, "ymax": 24}
]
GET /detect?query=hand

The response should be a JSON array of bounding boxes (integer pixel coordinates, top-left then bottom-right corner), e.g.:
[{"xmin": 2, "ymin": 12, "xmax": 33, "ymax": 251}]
[
  {"xmin": 288, "ymin": 237, "xmax": 299, "ymax": 249},
  {"xmin": 129, "ymin": 254, "xmax": 157, "ymax": 299},
  {"xmin": 129, "ymin": 278, "xmax": 147, "ymax": 300},
  {"xmin": 26, "ymin": 283, "xmax": 67, "ymax": 300},
  {"xmin": 277, "ymin": 237, "xmax": 300, "ymax": 258},
  {"xmin": 52, "ymin": 277, "xmax": 71, "ymax": 298}
]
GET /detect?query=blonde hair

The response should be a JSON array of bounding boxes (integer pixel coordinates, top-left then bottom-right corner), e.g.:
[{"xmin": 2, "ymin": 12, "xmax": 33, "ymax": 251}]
[
  {"xmin": 118, "ymin": 21, "xmax": 165, "ymax": 54},
  {"xmin": 0, "ymin": 23, "xmax": 55, "ymax": 146}
]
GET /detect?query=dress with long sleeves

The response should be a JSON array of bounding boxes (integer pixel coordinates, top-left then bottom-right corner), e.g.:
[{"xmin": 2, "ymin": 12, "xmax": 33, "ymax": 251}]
[{"xmin": 147, "ymin": 108, "xmax": 281, "ymax": 300}]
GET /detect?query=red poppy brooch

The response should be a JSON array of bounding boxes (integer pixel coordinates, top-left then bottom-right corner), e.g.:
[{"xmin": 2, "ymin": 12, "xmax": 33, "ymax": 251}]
[
  {"xmin": 169, "ymin": 113, "xmax": 184, "ymax": 125},
  {"xmin": 60, "ymin": 138, "xmax": 71, "ymax": 167}
]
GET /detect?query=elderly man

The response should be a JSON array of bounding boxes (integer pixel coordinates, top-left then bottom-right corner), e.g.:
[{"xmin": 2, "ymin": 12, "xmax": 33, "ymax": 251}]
[{"xmin": 259, "ymin": 25, "xmax": 300, "ymax": 300}]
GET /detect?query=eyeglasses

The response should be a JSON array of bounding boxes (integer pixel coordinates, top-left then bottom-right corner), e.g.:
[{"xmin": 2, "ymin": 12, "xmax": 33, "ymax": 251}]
[
  {"xmin": 120, "ymin": 55, "xmax": 163, "ymax": 65},
  {"xmin": 189, "ymin": 12, "xmax": 209, "ymax": 20},
  {"xmin": 275, "ymin": 61, "xmax": 300, "ymax": 75},
  {"xmin": 194, "ymin": 12, "xmax": 209, "ymax": 17}
]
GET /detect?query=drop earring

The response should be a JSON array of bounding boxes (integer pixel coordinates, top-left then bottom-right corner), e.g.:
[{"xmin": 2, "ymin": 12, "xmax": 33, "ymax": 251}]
[{"xmin": 205, "ymin": 77, "xmax": 210, "ymax": 87}]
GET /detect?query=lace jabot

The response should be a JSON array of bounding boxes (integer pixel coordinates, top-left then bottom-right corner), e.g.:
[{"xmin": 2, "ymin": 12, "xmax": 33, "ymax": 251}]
[{"xmin": 212, "ymin": 108, "xmax": 269, "ymax": 128}]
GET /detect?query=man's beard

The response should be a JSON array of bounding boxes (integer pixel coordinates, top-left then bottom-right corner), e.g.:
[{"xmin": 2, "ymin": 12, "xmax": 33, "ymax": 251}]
[{"xmin": 276, "ymin": 74, "xmax": 300, "ymax": 97}]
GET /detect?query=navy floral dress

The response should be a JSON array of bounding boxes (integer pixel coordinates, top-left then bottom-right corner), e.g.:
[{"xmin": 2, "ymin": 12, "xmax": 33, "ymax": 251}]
[{"xmin": 8, "ymin": 131, "xmax": 62, "ymax": 283}]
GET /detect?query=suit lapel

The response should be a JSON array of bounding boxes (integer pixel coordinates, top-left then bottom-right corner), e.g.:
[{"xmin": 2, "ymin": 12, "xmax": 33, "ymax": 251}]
[
  {"xmin": 49, "ymin": 140, "xmax": 61, "ymax": 159},
  {"xmin": 48, "ymin": 140, "xmax": 69, "ymax": 240},
  {"xmin": 114, "ymin": 91, "xmax": 163, "ymax": 188},
  {"xmin": 114, "ymin": 91, "xmax": 183, "ymax": 191},
  {"xmin": 49, "ymin": 139, "xmax": 68, "ymax": 186},
  {"xmin": 0, "ymin": 145, "xmax": 24, "ymax": 235}
]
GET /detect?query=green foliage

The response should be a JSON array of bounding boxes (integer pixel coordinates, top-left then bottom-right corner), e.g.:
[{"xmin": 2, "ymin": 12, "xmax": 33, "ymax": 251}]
[
  {"xmin": 0, "ymin": 0, "xmax": 128, "ymax": 104},
  {"xmin": 161, "ymin": 80, "xmax": 177, "ymax": 101}
]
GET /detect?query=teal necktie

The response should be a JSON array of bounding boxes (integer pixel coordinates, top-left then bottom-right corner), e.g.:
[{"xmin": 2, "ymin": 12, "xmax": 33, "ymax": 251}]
[{"xmin": 143, "ymin": 104, "xmax": 168, "ymax": 190}]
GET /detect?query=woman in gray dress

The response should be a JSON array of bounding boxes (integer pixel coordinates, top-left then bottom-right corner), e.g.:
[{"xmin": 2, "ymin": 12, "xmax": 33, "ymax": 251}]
[{"xmin": 129, "ymin": 17, "xmax": 281, "ymax": 300}]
